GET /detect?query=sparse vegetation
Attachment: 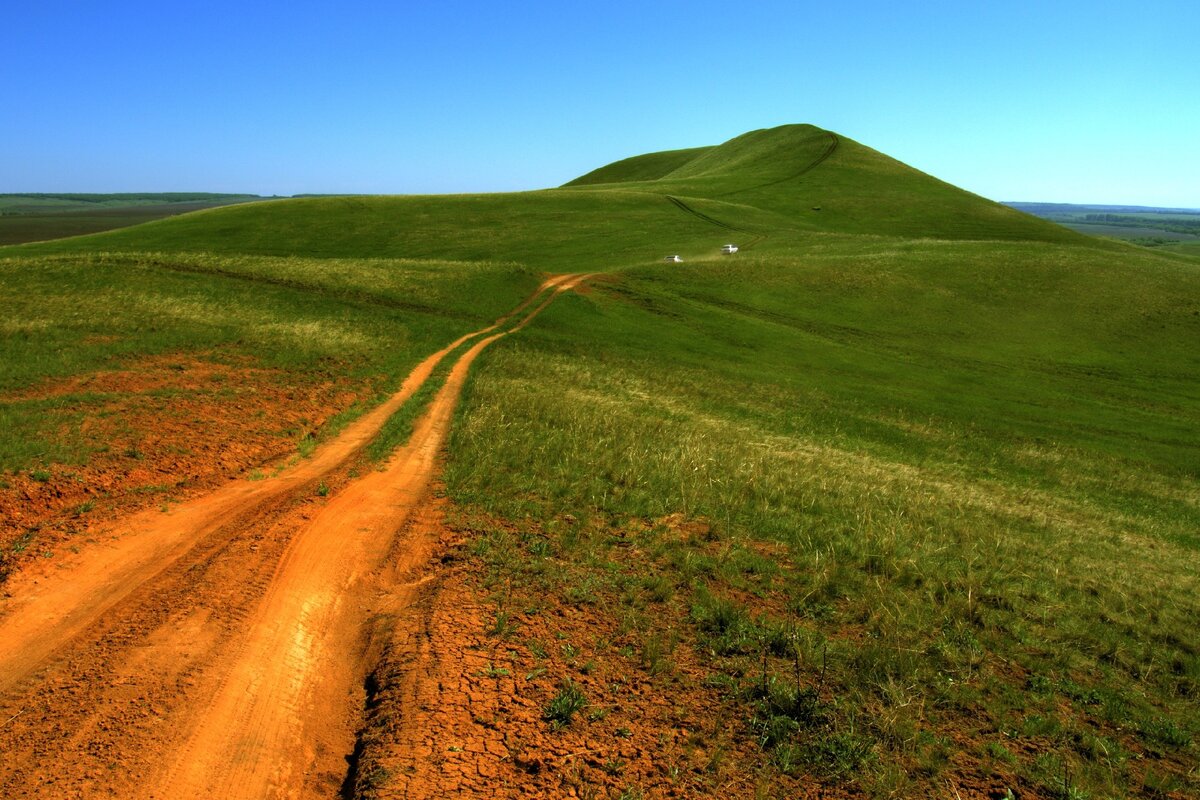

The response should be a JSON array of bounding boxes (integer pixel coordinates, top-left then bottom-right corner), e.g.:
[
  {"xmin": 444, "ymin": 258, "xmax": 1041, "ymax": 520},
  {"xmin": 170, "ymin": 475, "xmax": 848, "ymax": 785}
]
[
  {"xmin": 544, "ymin": 679, "xmax": 588, "ymax": 729},
  {"xmin": 0, "ymin": 251, "xmax": 537, "ymax": 472}
]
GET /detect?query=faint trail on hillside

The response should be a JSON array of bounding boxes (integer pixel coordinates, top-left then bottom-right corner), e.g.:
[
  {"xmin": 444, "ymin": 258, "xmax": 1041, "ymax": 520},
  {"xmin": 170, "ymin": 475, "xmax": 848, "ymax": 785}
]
[
  {"xmin": 716, "ymin": 131, "xmax": 840, "ymax": 198},
  {"xmin": 661, "ymin": 132, "xmax": 839, "ymax": 253},
  {"xmin": 0, "ymin": 274, "xmax": 588, "ymax": 799},
  {"xmin": 663, "ymin": 195, "xmax": 747, "ymax": 232},
  {"xmin": 663, "ymin": 195, "xmax": 765, "ymax": 251}
]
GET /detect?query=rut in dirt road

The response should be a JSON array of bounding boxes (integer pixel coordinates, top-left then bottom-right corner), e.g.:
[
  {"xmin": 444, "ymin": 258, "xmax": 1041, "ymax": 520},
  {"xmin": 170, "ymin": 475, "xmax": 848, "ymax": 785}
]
[
  {"xmin": 150, "ymin": 273, "xmax": 593, "ymax": 800},
  {"xmin": 0, "ymin": 273, "xmax": 574, "ymax": 697},
  {"xmin": 0, "ymin": 275, "xmax": 591, "ymax": 800}
]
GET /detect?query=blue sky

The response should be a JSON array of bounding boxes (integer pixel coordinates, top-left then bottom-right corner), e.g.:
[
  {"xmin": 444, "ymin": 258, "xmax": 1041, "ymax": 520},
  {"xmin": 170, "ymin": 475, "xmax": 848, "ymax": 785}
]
[{"xmin": 3, "ymin": 0, "xmax": 1197, "ymax": 205}]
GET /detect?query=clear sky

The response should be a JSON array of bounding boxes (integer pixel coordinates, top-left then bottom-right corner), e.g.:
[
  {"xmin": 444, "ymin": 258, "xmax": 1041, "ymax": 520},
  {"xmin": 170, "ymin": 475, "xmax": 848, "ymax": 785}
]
[{"xmin": 3, "ymin": 0, "xmax": 1197, "ymax": 206}]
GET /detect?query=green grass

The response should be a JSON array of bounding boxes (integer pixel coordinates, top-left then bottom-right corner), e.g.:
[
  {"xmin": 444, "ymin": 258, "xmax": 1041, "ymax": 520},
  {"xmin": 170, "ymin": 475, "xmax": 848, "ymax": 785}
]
[
  {"xmin": 1160, "ymin": 240, "xmax": 1200, "ymax": 260},
  {"xmin": 565, "ymin": 145, "xmax": 715, "ymax": 186},
  {"xmin": 562, "ymin": 125, "xmax": 1085, "ymax": 244},
  {"xmin": 4, "ymin": 191, "xmax": 748, "ymax": 271},
  {"xmin": 543, "ymin": 679, "xmax": 588, "ymax": 729},
  {"xmin": 445, "ymin": 237, "xmax": 1200, "ymax": 794},
  {"xmin": 364, "ymin": 338, "xmax": 468, "ymax": 464},
  {"xmin": 0, "ymin": 251, "xmax": 536, "ymax": 470},
  {"xmin": 3, "ymin": 123, "xmax": 1198, "ymax": 794},
  {"xmin": 9, "ymin": 126, "xmax": 1084, "ymax": 270}
]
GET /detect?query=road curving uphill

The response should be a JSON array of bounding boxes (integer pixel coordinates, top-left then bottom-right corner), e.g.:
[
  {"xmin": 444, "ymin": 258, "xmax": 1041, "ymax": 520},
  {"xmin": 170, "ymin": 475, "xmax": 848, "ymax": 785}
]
[{"xmin": 0, "ymin": 274, "xmax": 591, "ymax": 799}]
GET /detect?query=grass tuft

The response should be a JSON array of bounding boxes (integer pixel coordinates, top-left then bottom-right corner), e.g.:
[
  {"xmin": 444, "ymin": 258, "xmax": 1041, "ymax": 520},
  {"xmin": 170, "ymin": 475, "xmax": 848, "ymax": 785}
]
[{"xmin": 543, "ymin": 679, "xmax": 588, "ymax": 729}]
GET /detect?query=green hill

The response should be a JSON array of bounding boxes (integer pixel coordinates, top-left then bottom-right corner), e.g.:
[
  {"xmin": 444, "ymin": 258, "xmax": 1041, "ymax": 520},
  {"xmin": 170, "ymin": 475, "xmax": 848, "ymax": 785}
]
[
  {"xmin": 565, "ymin": 145, "xmax": 714, "ymax": 186},
  {"xmin": 2, "ymin": 124, "xmax": 1197, "ymax": 798},
  {"xmin": 10, "ymin": 125, "xmax": 1080, "ymax": 264},
  {"xmin": 563, "ymin": 124, "xmax": 1083, "ymax": 242}
]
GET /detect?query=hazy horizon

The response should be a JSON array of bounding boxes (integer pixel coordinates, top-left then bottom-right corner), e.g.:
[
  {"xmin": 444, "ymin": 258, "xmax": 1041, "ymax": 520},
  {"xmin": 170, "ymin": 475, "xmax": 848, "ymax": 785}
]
[{"xmin": 4, "ymin": 0, "xmax": 1196, "ymax": 206}]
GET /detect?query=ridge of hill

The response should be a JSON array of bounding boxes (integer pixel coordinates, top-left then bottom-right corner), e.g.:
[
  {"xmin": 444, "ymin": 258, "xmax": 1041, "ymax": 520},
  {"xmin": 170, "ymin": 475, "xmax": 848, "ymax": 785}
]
[
  {"xmin": 564, "ymin": 145, "xmax": 714, "ymax": 187},
  {"xmin": 7, "ymin": 125, "xmax": 1083, "ymax": 261},
  {"xmin": 562, "ymin": 124, "xmax": 1084, "ymax": 242}
]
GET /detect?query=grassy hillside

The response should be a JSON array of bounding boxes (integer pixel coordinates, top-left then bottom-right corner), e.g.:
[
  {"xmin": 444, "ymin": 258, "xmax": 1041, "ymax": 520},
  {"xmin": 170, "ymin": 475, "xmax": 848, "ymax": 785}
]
[
  {"xmin": 2, "ymin": 124, "xmax": 1198, "ymax": 797},
  {"xmin": 10, "ymin": 125, "xmax": 1083, "ymax": 266},
  {"xmin": 5, "ymin": 191, "xmax": 759, "ymax": 270},
  {"xmin": 448, "ymin": 239, "xmax": 1200, "ymax": 797},
  {"xmin": 561, "ymin": 125, "xmax": 1086, "ymax": 243},
  {"xmin": 565, "ymin": 145, "xmax": 714, "ymax": 186},
  {"xmin": 1163, "ymin": 240, "xmax": 1200, "ymax": 259}
]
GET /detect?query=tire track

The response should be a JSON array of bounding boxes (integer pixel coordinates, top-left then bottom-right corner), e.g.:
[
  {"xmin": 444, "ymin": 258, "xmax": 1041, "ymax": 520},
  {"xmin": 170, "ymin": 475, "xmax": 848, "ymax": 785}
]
[
  {"xmin": 0, "ymin": 277, "xmax": 569, "ymax": 698},
  {"xmin": 663, "ymin": 195, "xmax": 765, "ymax": 251},
  {"xmin": 716, "ymin": 130, "xmax": 840, "ymax": 197},
  {"xmin": 663, "ymin": 195, "xmax": 748, "ymax": 233},
  {"xmin": 147, "ymin": 274, "xmax": 591, "ymax": 799},
  {"xmin": 0, "ymin": 275, "xmax": 585, "ymax": 799}
]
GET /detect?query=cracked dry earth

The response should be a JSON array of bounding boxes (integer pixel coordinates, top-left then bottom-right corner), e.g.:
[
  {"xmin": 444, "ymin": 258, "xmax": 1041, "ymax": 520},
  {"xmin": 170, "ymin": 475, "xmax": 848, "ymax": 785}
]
[
  {"xmin": 348, "ymin": 507, "xmax": 841, "ymax": 800},
  {"xmin": 0, "ymin": 275, "xmax": 608, "ymax": 800},
  {"xmin": 348, "ymin": 494, "xmax": 864, "ymax": 800}
]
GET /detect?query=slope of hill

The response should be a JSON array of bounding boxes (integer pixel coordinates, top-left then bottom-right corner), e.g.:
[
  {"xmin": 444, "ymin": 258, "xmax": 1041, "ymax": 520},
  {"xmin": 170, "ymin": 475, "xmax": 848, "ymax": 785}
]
[
  {"xmin": 5, "ymin": 190, "xmax": 764, "ymax": 270},
  {"xmin": 564, "ymin": 124, "xmax": 1086, "ymax": 242},
  {"xmin": 565, "ymin": 145, "xmax": 714, "ymax": 186},
  {"xmin": 1, "ymin": 126, "xmax": 1197, "ymax": 799}
]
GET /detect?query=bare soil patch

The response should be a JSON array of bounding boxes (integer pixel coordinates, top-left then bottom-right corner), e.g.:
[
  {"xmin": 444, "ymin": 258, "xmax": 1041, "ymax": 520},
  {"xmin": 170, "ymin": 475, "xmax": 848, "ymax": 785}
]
[
  {"xmin": 0, "ymin": 353, "xmax": 360, "ymax": 582},
  {"xmin": 349, "ymin": 507, "xmax": 855, "ymax": 800}
]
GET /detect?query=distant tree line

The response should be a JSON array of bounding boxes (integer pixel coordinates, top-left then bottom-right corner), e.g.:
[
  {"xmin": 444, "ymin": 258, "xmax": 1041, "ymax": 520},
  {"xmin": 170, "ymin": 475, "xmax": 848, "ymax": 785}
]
[{"xmin": 1081, "ymin": 214, "xmax": 1200, "ymax": 234}]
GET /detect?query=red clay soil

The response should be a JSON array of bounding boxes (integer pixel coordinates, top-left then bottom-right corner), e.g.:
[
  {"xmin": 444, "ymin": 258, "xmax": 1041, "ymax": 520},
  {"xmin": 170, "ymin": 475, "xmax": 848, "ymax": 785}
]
[
  {"xmin": 0, "ymin": 270, "xmax": 583, "ymax": 587},
  {"xmin": 347, "ymin": 505, "xmax": 859, "ymax": 800},
  {"xmin": 0, "ymin": 353, "xmax": 360, "ymax": 583}
]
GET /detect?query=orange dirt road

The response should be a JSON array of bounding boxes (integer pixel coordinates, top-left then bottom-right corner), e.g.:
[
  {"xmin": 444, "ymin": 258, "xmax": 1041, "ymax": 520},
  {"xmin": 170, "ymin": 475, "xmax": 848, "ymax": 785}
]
[{"xmin": 0, "ymin": 274, "xmax": 590, "ymax": 799}]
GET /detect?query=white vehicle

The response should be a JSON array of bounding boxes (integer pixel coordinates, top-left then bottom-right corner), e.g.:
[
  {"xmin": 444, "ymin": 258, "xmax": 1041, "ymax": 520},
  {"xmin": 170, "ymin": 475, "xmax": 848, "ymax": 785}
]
[
  {"xmin": 721, "ymin": 244, "xmax": 739, "ymax": 254},
  {"xmin": 664, "ymin": 254, "xmax": 682, "ymax": 262}
]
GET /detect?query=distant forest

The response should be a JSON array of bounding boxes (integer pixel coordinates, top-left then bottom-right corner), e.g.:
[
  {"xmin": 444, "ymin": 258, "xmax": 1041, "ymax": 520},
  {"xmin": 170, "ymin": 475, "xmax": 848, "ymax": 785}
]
[
  {"xmin": 1007, "ymin": 202, "xmax": 1200, "ymax": 216},
  {"xmin": 1005, "ymin": 202, "xmax": 1200, "ymax": 247},
  {"xmin": 1078, "ymin": 213, "xmax": 1200, "ymax": 234}
]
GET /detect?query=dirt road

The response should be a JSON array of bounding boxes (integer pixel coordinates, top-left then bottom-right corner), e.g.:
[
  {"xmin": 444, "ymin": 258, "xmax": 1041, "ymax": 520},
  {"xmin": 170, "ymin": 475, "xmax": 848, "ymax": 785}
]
[{"xmin": 0, "ymin": 274, "xmax": 590, "ymax": 799}]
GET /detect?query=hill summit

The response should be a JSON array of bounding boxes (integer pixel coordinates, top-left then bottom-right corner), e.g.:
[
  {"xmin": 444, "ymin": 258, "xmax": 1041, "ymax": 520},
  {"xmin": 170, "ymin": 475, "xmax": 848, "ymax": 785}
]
[{"xmin": 565, "ymin": 124, "xmax": 1078, "ymax": 242}]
